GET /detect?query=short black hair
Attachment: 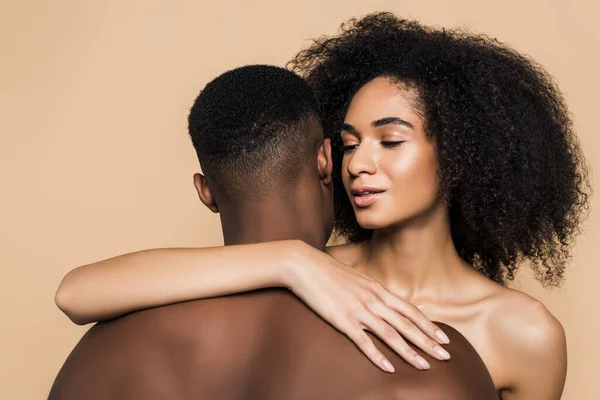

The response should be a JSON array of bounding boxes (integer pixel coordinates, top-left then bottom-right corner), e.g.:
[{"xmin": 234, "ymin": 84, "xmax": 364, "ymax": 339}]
[
  {"xmin": 289, "ymin": 13, "xmax": 590, "ymax": 286},
  {"xmin": 188, "ymin": 65, "xmax": 322, "ymax": 197}
]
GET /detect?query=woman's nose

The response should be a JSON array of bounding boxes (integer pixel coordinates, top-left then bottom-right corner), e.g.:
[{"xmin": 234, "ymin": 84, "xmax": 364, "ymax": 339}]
[{"xmin": 346, "ymin": 142, "xmax": 378, "ymax": 177}]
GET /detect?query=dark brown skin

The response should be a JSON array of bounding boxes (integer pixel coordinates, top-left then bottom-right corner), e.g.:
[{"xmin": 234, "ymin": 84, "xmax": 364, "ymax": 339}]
[{"xmin": 49, "ymin": 289, "xmax": 496, "ymax": 400}]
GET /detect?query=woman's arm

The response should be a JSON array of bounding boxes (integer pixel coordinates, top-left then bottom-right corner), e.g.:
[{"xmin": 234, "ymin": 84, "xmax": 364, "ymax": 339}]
[
  {"xmin": 56, "ymin": 241, "xmax": 300, "ymax": 325},
  {"xmin": 56, "ymin": 240, "xmax": 451, "ymax": 372}
]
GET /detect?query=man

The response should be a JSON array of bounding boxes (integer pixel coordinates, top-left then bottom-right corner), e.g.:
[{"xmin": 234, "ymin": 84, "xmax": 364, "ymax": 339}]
[{"xmin": 49, "ymin": 65, "xmax": 496, "ymax": 399}]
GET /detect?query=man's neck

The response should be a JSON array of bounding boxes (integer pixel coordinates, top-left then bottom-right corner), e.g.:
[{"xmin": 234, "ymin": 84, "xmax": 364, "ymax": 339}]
[{"xmin": 218, "ymin": 195, "xmax": 327, "ymax": 251}]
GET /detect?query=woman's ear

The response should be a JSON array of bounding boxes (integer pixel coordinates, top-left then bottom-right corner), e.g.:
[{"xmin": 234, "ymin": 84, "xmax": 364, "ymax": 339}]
[
  {"xmin": 317, "ymin": 138, "xmax": 333, "ymax": 185},
  {"xmin": 193, "ymin": 173, "xmax": 219, "ymax": 213}
]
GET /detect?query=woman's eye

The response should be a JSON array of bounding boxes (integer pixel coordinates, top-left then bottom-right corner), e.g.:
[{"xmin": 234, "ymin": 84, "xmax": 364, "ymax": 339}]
[
  {"xmin": 381, "ymin": 141, "xmax": 405, "ymax": 148},
  {"xmin": 343, "ymin": 144, "xmax": 358, "ymax": 153}
]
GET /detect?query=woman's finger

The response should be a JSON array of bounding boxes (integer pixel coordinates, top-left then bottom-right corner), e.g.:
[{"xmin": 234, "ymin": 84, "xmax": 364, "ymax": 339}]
[
  {"xmin": 368, "ymin": 301, "xmax": 451, "ymax": 361},
  {"xmin": 341, "ymin": 320, "xmax": 397, "ymax": 373},
  {"xmin": 377, "ymin": 288, "xmax": 450, "ymax": 345},
  {"xmin": 358, "ymin": 311, "xmax": 431, "ymax": 371}
]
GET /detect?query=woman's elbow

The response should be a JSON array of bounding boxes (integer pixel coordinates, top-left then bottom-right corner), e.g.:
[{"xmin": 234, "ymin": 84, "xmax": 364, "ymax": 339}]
[{"xmin": 54, "ymin": 271, "xmax": 89, "ymax": 325}]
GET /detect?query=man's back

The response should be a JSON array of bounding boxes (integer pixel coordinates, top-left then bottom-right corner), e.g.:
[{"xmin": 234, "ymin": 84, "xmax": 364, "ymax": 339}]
[{"xmin": 50, "ymin": 289, "xmax": 497, "ymax": 399}]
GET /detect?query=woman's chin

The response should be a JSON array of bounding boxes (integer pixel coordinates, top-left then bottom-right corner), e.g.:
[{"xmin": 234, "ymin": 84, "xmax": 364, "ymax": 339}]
[{"xmin": 355, "ymin": 216, "xmax": 387, "ymax": 230}]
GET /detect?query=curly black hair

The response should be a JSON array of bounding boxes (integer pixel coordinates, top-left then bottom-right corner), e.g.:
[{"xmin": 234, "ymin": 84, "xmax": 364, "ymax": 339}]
[{"xmin": 288, "ymin": 12, "xmax": 590, "ymax": 286}]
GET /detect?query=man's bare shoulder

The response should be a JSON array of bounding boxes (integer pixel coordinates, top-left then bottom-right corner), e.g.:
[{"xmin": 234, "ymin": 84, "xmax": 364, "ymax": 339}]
[{"xmin": 103, "ymin": 288, "xmax": 304, "ymax": 338}]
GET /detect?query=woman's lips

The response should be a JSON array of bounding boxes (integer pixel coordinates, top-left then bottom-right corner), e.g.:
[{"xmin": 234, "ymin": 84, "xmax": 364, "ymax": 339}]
[{"xmin": 352, "ymin": 191, "xmax": 384, "ymax": 207}]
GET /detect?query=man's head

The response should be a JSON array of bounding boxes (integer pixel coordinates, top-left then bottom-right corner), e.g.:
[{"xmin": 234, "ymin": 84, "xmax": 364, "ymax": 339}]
[{"xmin": 188, "ymin": 65, "xmax": 334, "ymax": 246}]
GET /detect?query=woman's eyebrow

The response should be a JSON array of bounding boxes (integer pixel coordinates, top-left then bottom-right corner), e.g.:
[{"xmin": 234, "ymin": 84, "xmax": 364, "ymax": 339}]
[
  {"xmin": 341, "ymin": 123, "xmax": 358, "ymax": 134},
  {"xmin": 342, "ymin": 117, "xmax": 415, "ymax": 134},
  {"xmin": 372, "ymin": 117, "xmax": 414, "ymax": 130}
]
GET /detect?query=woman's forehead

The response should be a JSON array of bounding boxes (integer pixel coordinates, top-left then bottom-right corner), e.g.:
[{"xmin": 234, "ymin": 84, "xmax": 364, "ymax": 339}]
[{"xmin": 345, "ymin": 78, "xmax": 422, "ymax": 127}]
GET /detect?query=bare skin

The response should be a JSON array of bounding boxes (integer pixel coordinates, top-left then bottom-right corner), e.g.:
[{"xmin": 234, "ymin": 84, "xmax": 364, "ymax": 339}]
[
  {"xmin": 49, "ymin": 290, "xmax": 498, "ymax": 400},
  {"xmin": 54, "ymin": 77, "xmax": 567, "ymax": 399},
  {"xmin": 329, "ymin": 242, "xmax": 566, "ymax": 399}
]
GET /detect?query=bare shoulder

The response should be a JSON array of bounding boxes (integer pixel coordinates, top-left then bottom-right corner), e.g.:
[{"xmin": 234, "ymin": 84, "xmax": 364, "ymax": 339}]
[
  {"xmin": 325, "ymin": 242, "xmax": 366, "ymax": 266},
  {"xmin": 486, "ymin": 285, "xmax": 567, "ymax": 396},
  {"xmin": 488, "ymin": 287, "xmax": 565, "ymax": 354}
]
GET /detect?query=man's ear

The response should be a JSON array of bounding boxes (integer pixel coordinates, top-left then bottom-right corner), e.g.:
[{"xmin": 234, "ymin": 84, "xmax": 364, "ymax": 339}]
[
  {"xmin": 193, "ymin": 173, "xmax": 219, "ymax": 213},
  {"xmin": 317, "ymin": 138, "xmax": 333, "ymax": 185}
]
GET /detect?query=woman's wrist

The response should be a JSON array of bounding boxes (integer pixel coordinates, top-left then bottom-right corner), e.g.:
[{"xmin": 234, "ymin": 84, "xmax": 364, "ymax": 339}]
[{"xmin": 277, "ymin": 239, "xmax": 321, "ymax": 295}]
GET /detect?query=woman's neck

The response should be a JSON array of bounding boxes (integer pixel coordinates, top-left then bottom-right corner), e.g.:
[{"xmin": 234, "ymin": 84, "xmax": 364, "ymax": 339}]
[{"xmin": 360, "ymin": 202, "xmax": 471, "ymax": 303}]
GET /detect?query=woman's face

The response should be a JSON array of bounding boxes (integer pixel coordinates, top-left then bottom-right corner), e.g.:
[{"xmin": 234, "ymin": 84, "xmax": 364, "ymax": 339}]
[{"xmin": 341, "ymin": 77, "xmax": 440, "ymax": 230}]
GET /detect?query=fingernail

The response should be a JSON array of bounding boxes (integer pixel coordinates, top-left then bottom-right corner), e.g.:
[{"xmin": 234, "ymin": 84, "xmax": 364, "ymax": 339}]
[
  {"xmin": 435, "ymin": 329, "xmax": 450, "ymax": 344},
  {"xmin": 434, "ymin": 345, "xmax": 450, "ymax": 360},
  {"xmin": 414, "ymin": 355, "xmax": 431, "ymax": 370},
  {"xmin": 381, "ymin": 358, "xmax": 395, "ymax": 373}
]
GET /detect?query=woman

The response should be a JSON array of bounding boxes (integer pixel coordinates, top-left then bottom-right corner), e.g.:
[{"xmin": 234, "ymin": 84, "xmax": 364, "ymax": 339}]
[{"xmin": 55, "ymin": 13, "xmax": 589, "ymax": 398}]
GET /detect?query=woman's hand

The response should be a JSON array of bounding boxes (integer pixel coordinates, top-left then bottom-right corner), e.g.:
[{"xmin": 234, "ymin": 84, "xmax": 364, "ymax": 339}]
[{"xmin": 285, "ymin": 242, "xmax": 451, "ymax": 373}]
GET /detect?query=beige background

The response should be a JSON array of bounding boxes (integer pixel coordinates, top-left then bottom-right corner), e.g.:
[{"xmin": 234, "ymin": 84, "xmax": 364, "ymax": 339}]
[{"xmin": 1, "ymin": 0, "xmax": 597, "ymax": 398}]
